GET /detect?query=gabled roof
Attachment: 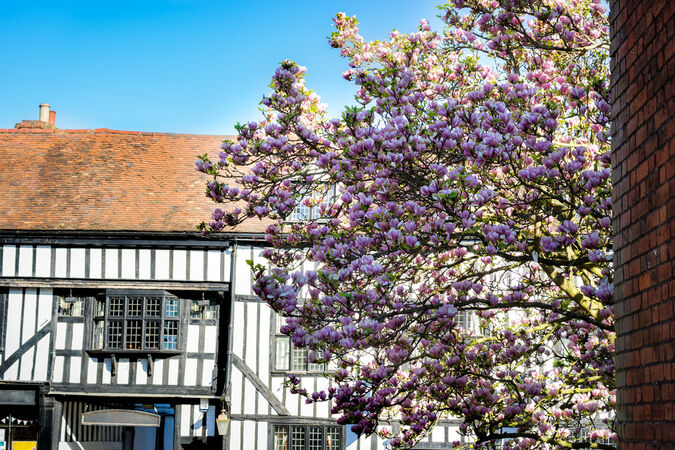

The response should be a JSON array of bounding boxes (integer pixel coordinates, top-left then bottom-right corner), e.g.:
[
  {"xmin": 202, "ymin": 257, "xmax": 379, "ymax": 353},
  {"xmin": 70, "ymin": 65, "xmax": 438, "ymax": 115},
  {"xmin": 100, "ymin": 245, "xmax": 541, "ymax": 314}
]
[{"xmin": 0, "ymin": 127, "xmax": 262, "ymax": 233}]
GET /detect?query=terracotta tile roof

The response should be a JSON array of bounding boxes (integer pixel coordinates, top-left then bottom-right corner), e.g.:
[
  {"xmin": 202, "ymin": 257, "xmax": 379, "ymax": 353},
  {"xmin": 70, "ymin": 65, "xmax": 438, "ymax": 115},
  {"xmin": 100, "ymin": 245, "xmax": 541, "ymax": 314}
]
[{"xmin": 0, "ymin": 127, "xmax": 268, "ymax": 233}]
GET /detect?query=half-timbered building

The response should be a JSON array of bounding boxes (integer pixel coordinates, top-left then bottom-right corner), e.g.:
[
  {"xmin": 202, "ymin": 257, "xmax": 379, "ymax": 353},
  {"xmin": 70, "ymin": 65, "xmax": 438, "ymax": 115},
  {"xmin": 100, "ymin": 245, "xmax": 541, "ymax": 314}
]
[{"xmin": 0, "ymin": 106, "xmax": 461, "ymax": 450}]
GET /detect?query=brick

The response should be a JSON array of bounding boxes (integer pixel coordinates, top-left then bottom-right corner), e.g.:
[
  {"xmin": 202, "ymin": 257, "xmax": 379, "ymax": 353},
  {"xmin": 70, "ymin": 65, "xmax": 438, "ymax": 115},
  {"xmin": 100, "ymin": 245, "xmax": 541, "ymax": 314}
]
[{"xmin": 614, "ymin": 0, "xmax": 675, "ymax": 445}]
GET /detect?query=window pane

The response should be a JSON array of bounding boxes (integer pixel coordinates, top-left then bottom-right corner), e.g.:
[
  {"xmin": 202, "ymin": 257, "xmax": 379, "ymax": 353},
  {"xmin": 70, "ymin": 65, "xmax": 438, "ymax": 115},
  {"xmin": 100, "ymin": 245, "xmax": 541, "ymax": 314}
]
[
  {"xmin": 145, "ymin": 321, "xmax": 160, "ymax": 350},
  {"xmin": 126, "ymin": 319, "xmax": 142, "ymax": 350},
  {"xmin": 109, "ymin": 297, "xmax": 124, "ymax": 317},
  {"xmin": 291, "ymin": 426, "xmax": 305, "ymax": 450},
  {"xmin": 292, "ymin": 347, "xmax": 308, "ymax": 371},
  {"xmin": 128, "ymin": 296, "xmax": 143, "ymax": 317},
  {"xmin": 93, "ymin": 320, "xmax": 104, "ymax": 349},
  {"xmin": 95, "ymin": 298, "xmax": 105, "ymax": 317},
  {"xmin": 58, "ymin": 297, "xmax": 83, "ymax": 317},
  {"xmin": 273, "ymin": 426, "xmax": 288, "ymax": 450},
  {"xmin": 190, "ymin": 300, "xmax": 201, "ymax": 319},
  {"xmin": 290, "ymin": 200, "xmax": 312, "ymax": 221},
  {"xmin": 308, "ymin": 362, "xmax": 325, "ymax": 372},
  {"xmin": 163, "ymin": 321, "xmax": 178, "ymax": 350},
  {"xmin": 146, "ymin": 297, "xmax": 161, "ymax": 317},
  {"xmin": 203, "ymin": 305, "xmax": 218, "ymax": 320},
  {"xmin": 327, "ymin": 427, "xmax": 341, "ymax": 449},
  {"xmin": 108, "ymin": 320, "xmax": 123, "ymax": 349},
  {"xmin": 309, "ymin": 426, "xmax": 322, "ymax": 450},
  {"xmin": 275, "ymin": 314, "xmax": 285, "ymax": 333},
  {"xmin": 275, "ymin": 337, "xmax": 290, "ymax": 371},
  {"xmin": 165, "ymin": 297, "xmax": 178, "ymax": 317}
]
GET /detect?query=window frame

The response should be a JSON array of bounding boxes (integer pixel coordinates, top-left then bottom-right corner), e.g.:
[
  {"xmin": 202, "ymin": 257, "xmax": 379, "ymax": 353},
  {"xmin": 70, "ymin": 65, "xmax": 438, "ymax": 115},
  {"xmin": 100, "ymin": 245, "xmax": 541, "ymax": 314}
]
[
  {"xmin": 57, "ymin": 294, "xmax": 85, "ymax": 317},
  {"xmin": 88, "ymin": 290, "xmax": 183, "ymax": 355},
  {"xmin": 272, "ymin": 313, "xmax": 327, "ymax": 375},
  {"xmin": 287, "ymin": 183, "xmax": 337, "ymax": 223},
  {"xmin": 271, "ymin": 424, "xmax": 344, "ymax": 450}
]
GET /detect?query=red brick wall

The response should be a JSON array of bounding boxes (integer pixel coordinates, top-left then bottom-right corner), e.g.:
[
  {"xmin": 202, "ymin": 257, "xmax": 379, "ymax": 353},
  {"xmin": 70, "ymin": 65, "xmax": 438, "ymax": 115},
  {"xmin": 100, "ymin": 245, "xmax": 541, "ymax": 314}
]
[{"xmin": 611, "ymin": 0, "xmax": 675, "ymax": 446}]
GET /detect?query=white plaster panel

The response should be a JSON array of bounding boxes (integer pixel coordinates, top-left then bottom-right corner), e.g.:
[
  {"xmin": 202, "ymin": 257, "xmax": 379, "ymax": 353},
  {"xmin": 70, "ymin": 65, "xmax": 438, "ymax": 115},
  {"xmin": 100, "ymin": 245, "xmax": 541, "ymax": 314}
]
[
  {"xmin": 21, "ymin": 289, "xmax": 37, "ymax": 344},
  {"xmin": 19, "ymin": 347, "xmax": 35, "ymax": 380},
  {"xmin": 257, "ymin": 305, "xmax": 270, "ymax": 381},
  {"xmin": 53, "ymin": 356, "xmax": 65, "ymax": 383},
  {"xmin": 230, "ymin": 367, "xmax": 243, "ymax": 415},
  {"xmin": 192, "ymin": 405, "xmax": 203, "ymax": 436},
  {"xmin": 70, "ymin": 248, "xmax": 86, "ymax": 278},
  {"xmin": 180, "ymin": 404, "xmax": 191, "ymax": 436},
  {"xmin": 70, "ymin": 322, "xmax": 84, "ymax": 350},
  {"xmin": 242, "ymin": 421, "xmax": 256, "ymax": 449},
  {"xmin": 34, "ymin": 333, "xmax": 50, "ymax": 381},
  {"xmin": 89, "ymin": 248, "xmax": 102, "ymax": 278},
  {"xmin": 315, "ymin": 377, "xmax": 331, "ymax": 418},
  {"xmin": 104, "ymin": 248, "xmax": 119, "ymax": 279},
  {"xmin": 431, "ymin": 424, "xmax": 445, "ymax": 442},
  {"xmin": 206, "ymin": 250, "xmax": 221, "ymax": 281},
  {"xmin": 87, "ymin": 357, "xmax": 98, "ymax": 384},
  {"xmin": 201, "ymin": 359, "xmax": 215, "ymax": 387},
  {"xmin": 153, "ymin": 358, "xmax": 164, "ymax": 385},
  {"xmin": 35, "ymin": 245, "xmax": 51, "ymax": 277},
  {"xmin": 121, "ymin": 249, "xmax": 135, "ymax": 279},
  {"xmin": 138, "ymin": 249, "xmax": 151, "ymax": 279},
  {"xmin": 102, "ymin": 359, "xmax": 112, "ymax": 384},
  {"xmin": 234, "ymin": 246, "xmax": 252, "ymax": 295},
  {"xmin": 54, "ymin": 248, "xmax": 68, "ymax": 277},
  {"xmin": 203, "ymin": 326, "xmax": 217, "ymax": 354},
  {"xmin": 223, "ymin": 249, "xmax": 232, "ymax": 282},
  {"xmin": 168, "ymin": 358, "xmax": 179, "ymax": 385},
  {"xmin": 256, "ymin": 421, "xmax": 268, "ymax": 449},
  {"xmin": 189, "ymin": 249, "xmax": 204, "ymax": 281},
  {"xmin": 184, "ymin": 358, "xmax": 198, "ymax": 386},
  {"xmin": 300, "ymin": 384, "xmax": 313, "ymax": 416},
  {"xmin": 187, "ymin": 325, "xmax": 200, "ymax": 353},
  {"xmin": 3, "ymin": 360, "xmax": 19, "ymax": 380},
  {"xmin": 5, "ymin": 289, "xmax": 22, "ymax": 356},
  {"xmin": 229, "ymin": 420, "xmax": 241, "ymax": 450},
  {"xmin": 37, "ymin": 288, "xmax": 53, "ymax": 331},
  {"xmin": 18, "ymin": 245, "xmax": 33, "ymax": 277},
  {"xmin": 117, "ymin": 358, "xmax": 130, "ymax": 384},
  {"xmin": 69, "ymin": 356, "xmax": 82, "ymax": 383},
  {"xmin": 155, "ymin": 249, "xmax": 170, "ymax": 279},
  {"xmin": 232, "ymin": 302, "xmax": 245, "ymax": 357},
  {"xmin": 55, "ymin": 322, "xmax": 68, "ymax": 350},
  {"xmin": 285, "ymin": 386, "xmax": 298, "ymax": 416},
  {"xmin": 2, "ymin": 245, "xmax": 16, "ymax": 276},
  {"xmin": 244, "ymin": 301, "xmax": 258, "ymax": 370},
  {"xmin": 172, "ymin": 250, "xmax": 187, "ymax": 280},
  {"xmin": 136, "ymin": 360, "xmax": 148, "ymax": 384}
]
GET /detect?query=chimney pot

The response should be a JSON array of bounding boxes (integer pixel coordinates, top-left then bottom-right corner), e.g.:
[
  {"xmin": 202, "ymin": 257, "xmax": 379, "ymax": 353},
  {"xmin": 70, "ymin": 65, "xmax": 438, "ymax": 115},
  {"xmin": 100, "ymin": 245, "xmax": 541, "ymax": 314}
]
[
  {"xmin": 49, "ymin": 110, "xmax": 56, "ymax": 126},
  {"xmin": 39, "ymin": 103, "xmax": 50, "ymax": 122}
]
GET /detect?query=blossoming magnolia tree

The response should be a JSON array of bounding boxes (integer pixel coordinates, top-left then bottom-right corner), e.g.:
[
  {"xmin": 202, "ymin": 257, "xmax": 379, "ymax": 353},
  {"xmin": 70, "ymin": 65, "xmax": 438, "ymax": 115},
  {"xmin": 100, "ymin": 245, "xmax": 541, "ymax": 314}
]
[{"xmin": 197, "ymin": 0, "xmax": 614, "ymax": 447}]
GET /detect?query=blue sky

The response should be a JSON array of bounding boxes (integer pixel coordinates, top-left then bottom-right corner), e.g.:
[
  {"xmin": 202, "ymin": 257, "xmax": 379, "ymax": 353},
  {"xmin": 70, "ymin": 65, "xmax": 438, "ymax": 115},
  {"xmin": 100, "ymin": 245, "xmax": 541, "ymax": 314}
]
[{"xmin": 1, "ymin": 1, "xmax": 444, "ymax": 135}]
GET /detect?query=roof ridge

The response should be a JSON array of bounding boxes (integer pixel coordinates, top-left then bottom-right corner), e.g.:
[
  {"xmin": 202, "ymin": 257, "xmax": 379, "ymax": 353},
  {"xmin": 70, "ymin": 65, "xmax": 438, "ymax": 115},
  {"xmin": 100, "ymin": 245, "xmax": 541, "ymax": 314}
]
[{"xmin": 0, "ymin": 127, "xmax": 233, "ymax": 138}]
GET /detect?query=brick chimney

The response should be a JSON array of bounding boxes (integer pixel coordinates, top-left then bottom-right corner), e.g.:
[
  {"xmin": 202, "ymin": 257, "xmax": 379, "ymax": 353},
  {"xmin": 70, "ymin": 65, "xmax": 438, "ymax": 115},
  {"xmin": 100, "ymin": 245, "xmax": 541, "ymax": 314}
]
[{"xmin": 15, "ymin": 103, "xmax": 56, "ymax": 129}]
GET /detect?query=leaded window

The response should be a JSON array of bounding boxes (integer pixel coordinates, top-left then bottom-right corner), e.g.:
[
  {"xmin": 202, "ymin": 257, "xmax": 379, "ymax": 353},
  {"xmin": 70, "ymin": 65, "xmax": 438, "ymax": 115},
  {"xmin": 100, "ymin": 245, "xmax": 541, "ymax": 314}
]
[
  {"xmin": 92, "ymin": 292, "xmax": 180, "ymax": 352},
  {"xmin": 274, "ymin": 314, "xmax": 327, "ymax": 373},
  {"xmin": 273, "ymin": 425, "xmax": 342, "ymax": 450},
  {"xmin": 190, "ymin": 299, "xmax": 218, "ymax": 320},
  {"xmin": 288, "ymin": 184, "xmax": 337, "ymax": 222},
  {"xmin": 57, "ymin": 295, "xmax": 84, "ymax": 317}
]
